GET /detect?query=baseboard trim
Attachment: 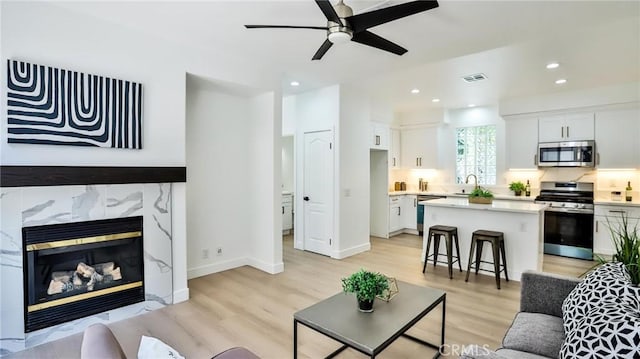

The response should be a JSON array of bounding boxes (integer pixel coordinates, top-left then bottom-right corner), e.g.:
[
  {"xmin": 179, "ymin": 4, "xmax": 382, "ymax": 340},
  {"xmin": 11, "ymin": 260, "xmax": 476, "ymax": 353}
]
[
  {"xmin": 248, "ymin": 259, "xmax": 284, "ymax": 274},
  {"xmin": 188, "ymin": 257, "xmax": 285, "ymax": 279},
  {"xmin": 333, "ymin": 242, "xmax": 371, "ymax": 259},
  {"xmin": 187, "ymin": 258, "xmax": 249, "ymax": 279},
  {"xmin": 173, "ymin": 288, "xmax": 190, "ymax": 303}
]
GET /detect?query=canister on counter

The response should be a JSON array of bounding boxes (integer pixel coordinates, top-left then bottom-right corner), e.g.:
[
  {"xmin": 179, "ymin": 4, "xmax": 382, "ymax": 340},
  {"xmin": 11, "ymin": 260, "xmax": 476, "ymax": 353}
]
[
  {"xmin": 400, "ymin": 182, "xmax": 406, "ymax": 191},
  {"xmin": 394, "ymin": 182, "xmax": 401, "ymax": 191}
]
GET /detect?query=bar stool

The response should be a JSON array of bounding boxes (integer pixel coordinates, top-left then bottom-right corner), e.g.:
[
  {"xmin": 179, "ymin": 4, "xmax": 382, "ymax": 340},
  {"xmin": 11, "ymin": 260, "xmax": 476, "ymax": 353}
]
[
  {"xmin": 465, "ymin": 230, "xmax": 509, "ymax": 289},
  {"xmin": 422, "ymin": 225, "xmax": 462, "ymax": 279}
]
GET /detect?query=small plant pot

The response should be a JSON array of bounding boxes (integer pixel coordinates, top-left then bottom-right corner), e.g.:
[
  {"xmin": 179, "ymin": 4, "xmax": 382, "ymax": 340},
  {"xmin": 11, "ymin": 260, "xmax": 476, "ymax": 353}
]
[
  {"xmin": 468, "ymin": 197, "xmax": 493, "ymax": 204},
  {"xmin": 357, "ymin": 299, "xmax": 374, "ymax": 313},
  {"xmin": 514, "ymin": 191, "xmax": 522, "ymax": 196}
]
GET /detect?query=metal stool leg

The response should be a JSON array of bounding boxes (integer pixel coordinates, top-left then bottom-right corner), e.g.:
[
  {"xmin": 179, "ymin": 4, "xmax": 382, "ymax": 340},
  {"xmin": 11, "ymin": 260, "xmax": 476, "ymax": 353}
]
[
  {"xmin": 465, "ymin": 238, "xmax": 476, "ymax": 282},
  {"xmin": 422, "ymin": 230, "xmax": 433, "ymax": 273},
  {"xmin": 500, "ymin": 238, "xmax": 509, "ymax": 282},
  {"xmin": 446, "ymin": 233, "xmax": 453, "ymax": 279},
  {"xmin": 475, "ymin": 240, "xmax": 484, "ymax": 275},
  {"xmin": 433, "ymin": 234, "xmax": 441, "ymax": 267},
  {"xmin": 492, "ymin": 239, "xmax": 501, "ymax": 289},
  {"xmin": 453, "ymin": 231, "xmax": 462, "ymax": 272}
]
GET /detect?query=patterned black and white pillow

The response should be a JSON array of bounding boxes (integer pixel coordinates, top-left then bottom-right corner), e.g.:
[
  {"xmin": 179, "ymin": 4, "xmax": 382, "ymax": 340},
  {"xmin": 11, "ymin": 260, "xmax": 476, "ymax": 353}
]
[
  {"xmin": 559, "ymin": 300, "xmax": 640, "ymax": 359},
  {"xmin": 562, "ymin": 263, "xmax": 630, "ymax": 334}
]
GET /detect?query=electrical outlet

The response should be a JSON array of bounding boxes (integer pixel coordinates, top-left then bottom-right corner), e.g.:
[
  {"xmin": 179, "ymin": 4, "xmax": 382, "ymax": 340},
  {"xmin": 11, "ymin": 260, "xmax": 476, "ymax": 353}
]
[
  {"xmin": 202, "ymin": 249, "xmax": 209, "ymax": 259},
  {"xmin": 217, "ymin": 247, "xmax": 223, "ymax": 256}
]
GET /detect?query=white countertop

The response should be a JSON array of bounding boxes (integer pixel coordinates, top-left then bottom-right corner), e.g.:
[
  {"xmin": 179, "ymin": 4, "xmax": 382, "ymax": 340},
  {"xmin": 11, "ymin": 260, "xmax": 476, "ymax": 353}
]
[
  {"xmin": 390, "ymin": 191, "xmax": 536, "ymax": 202},
  {"xmin": 419, "ymin": 197, "xmax": 547, "ymax": 214},
  {"xmin": 594, "ymin": 198, "xmax": 640, "ymax": 207}
]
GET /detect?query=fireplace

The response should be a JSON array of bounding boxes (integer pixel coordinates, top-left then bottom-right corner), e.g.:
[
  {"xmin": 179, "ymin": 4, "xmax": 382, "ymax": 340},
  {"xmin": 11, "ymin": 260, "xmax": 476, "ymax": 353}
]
[{"xmin": 22, "ymin": 217, "xmax": 145, "ymax": 332}]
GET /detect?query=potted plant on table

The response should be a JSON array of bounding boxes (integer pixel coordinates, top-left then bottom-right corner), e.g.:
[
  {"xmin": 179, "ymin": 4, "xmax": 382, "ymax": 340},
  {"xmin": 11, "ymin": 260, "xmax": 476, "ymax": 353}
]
[
  {"xmin": 341, "ymin": 269, "xmax": 389, "ymax": 312},
  {"xmin": 468, "ymin": 187, "xmax": 494, "ymax": 204},
  {"xmin": 509, "ymin": 181, "xmax": 526, "ymax": 196}
]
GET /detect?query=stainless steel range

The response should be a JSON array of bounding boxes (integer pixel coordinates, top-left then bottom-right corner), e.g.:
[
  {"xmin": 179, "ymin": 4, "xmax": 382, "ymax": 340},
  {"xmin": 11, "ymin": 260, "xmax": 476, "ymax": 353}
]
[{"xmin": 535, "ymin": 182, "xmax": 594, "ymax": 260}]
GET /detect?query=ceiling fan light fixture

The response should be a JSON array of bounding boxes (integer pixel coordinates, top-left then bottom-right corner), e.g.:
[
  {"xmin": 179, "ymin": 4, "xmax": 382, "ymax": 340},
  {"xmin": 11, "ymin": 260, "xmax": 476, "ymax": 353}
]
[{"xmin": 328, "ymin": 31, "xmax": 352, "ymax": 44}]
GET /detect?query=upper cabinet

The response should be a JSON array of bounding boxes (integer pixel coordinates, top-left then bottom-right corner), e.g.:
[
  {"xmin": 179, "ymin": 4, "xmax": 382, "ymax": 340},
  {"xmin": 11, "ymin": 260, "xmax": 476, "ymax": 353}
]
[
  {"xmin": 370, "ymin": 122, "xmax": 390, "ymax": 150},
  {"xmin": 595, "ymin": 107, "xmax": 640, "ymax": 169},
  {"xmin": 538, "ymin": 113, "xmax": 594, "ymax": 142},
  {"xmin": 389, "ymin": 129, "xmax": 401, "ymax": 169},
  {"xmin": 401, "ymin": 126, "xmax": 438, "ymax": 169},
  {"xmin": 505, "ymin": 116, "xmax": 538, "ymax": 169}
]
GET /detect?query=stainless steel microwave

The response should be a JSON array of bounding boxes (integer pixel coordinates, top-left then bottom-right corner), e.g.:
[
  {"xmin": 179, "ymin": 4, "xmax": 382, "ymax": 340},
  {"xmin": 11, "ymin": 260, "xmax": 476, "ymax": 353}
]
[{"xmin": 537, "ymin": 140, "xmax": 595, "ymax": 167}]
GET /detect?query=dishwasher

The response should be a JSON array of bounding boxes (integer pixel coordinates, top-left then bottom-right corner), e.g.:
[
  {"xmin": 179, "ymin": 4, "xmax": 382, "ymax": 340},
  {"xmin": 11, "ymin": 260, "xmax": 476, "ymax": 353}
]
[{"xmin": 417, "ymin": 195, "xmax": 446, "ymax": 234}]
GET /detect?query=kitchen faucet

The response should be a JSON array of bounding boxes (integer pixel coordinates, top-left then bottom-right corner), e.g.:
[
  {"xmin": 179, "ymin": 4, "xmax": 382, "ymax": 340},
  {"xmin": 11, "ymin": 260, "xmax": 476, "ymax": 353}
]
[{"xmin": 465, "ymin": 174, "xmax": 479, "ymax": 191}]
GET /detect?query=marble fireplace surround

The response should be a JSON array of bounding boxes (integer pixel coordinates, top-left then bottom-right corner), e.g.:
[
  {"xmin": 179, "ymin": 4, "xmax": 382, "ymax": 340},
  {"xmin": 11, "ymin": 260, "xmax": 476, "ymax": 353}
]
[{"xmin": 0, "ymin": 178, "xmax": 177, "ymax": 356}]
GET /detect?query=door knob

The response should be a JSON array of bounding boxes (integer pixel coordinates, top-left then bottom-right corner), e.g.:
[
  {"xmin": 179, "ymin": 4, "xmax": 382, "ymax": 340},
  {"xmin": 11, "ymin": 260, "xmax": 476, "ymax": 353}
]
[{"xmin": 303, "ymin": 196, "xmax": 310, "ymax": 201}]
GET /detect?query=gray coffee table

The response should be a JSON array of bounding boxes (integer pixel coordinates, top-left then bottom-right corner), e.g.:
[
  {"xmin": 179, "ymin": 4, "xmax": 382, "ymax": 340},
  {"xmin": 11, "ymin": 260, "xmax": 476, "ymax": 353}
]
[{"xmin": 293, "ymin": 281, "xmax": 446, "ymax": 358}]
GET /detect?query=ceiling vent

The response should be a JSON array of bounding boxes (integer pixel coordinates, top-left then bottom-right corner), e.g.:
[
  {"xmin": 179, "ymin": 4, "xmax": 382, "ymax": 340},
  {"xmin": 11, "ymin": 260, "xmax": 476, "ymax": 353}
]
[{"xmin": 462, "ymin": 73, "xmax": 488, "ymax": 83}]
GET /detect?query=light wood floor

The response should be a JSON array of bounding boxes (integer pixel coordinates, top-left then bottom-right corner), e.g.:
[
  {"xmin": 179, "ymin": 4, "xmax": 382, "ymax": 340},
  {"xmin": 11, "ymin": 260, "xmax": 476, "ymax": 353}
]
[{"xmin": 6, "ymin": 234, "xmax": 595, "ymax": 359}]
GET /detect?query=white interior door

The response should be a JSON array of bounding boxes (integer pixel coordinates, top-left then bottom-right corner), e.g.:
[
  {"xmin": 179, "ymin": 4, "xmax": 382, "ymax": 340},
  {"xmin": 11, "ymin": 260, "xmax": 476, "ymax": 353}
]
[{"xmin": 303, "ymin": 130, "xmax": 333, "ymax": 256}]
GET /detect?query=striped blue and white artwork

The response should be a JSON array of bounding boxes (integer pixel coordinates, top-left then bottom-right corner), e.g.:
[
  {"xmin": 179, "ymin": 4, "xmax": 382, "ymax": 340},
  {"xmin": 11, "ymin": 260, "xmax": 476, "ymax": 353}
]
[{"xmin": 7, "ymin": 60, "xmax": 143, "ymax": 148}]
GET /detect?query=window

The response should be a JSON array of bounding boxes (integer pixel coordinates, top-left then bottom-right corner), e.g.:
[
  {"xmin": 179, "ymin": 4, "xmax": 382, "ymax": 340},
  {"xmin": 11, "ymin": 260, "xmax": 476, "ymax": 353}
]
[{"xmin": 456, "ymin": 125, "xmax": 496, "ymax": 185}]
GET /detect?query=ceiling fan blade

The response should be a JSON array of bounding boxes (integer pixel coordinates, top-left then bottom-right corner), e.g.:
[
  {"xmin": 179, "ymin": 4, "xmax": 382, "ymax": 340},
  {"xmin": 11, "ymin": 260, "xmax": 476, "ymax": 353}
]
[
  {"xmin": 351, "ymin": 30, "xmax": 407, "ymax": 55},
  {"xmin": 315, "ymin": 0, "xmax": 342, "ymax": 24},
  {"xmin": 312, "ymin": 39, "xmax": 333, "ymax": 60},
  {"xmin": 346, "ymin": 0, "xmax": 439, "ymax": 33},
  {"xmin": 245, "ymin": 25, "xmax": 328, "ymax": 30}
]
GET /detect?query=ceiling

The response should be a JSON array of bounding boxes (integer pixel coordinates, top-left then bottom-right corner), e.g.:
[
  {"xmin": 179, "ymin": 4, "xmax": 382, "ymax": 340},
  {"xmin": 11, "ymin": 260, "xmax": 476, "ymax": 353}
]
[{"xmin": 54, "ymin": 1, "xmax": 640, "ymax": 113}]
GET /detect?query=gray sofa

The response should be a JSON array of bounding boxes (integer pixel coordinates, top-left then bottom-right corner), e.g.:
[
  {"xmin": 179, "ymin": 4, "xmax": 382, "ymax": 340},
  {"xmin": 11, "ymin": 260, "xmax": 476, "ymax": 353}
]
[
  {"xmin": 462, "ymin": 265, "xmax": 640, "ymax": 359},
  {"xmin": 81, "ymin": 323, "xmax": 260, "ymax": 359}
]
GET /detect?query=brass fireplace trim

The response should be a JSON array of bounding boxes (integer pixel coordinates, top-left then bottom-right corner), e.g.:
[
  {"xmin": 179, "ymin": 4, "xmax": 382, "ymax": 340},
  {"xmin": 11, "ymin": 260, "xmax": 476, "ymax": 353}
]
[
  {"xmin": 26, "ymin": 231, "xmax": 142, "ymax": 251},
  {"xmin": 27, "ymin": 281, "xmax": 143, "ymax": 312}
]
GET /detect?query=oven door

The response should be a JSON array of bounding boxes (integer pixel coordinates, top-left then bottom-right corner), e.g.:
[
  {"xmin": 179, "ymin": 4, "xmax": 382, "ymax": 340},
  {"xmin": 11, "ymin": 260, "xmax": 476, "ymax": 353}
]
[{"xmin": 543, "ymin": 208, "xmax": 594, "ymax": 260}]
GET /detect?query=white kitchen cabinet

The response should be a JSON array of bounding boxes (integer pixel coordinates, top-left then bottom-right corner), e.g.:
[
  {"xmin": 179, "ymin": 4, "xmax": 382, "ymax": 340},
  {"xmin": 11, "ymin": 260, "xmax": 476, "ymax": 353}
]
[
  {"xmin": 595, "ymin": 107, "xmax": 640, "ymax": 169},
  {"xmin": 401, "ymin": 126, "xmax": 438, "ymax": 168},
  {"xmin": 538, "ymin": 113, "xmax": 594, "ymax": 142},
  {"xmin": 402, "ymin": 195, "xmax": 418, "ymax": 230},
  {"xmin": 389, "ymin": 129, "xmax": 401, "ymax": 169},
  {"xmin": 282, "ymin": 194, "xmax": 293, "ymax": 234},
  {"xmin": 593, "ymin": 204, "xmax": 640, "ymax": 255},
  {"xmin": 370, "ymin": 122, "xmax": 390, "ymax": 150},
  {"xmin": 505, "ymin": 116, "xmax": 539, "ymax": 169},
  {"xmin": 389, "ymin": 196, "xmax": 402, "ymax": 233}
]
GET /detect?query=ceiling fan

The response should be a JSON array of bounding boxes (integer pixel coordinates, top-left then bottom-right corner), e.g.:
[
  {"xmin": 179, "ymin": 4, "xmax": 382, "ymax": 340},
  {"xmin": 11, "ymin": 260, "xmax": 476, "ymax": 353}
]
[{"xmin": 244, "ymin": 0, "xmax": 439, "ymax": 60}]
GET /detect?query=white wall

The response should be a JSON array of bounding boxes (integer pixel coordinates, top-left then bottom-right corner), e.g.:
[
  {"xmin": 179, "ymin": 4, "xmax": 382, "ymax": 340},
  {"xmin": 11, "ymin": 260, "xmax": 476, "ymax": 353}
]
[
  {"xmin": 249, "ymin": 92, "xmax": 283, "ymax": 274},
  {"xmin": 282, "ymin": 136, "xmax": 294, "ymax": 192},
  {"xmin": 0, "ymin": 2, "xmax": 185, "ymax": 166},
  {"xmin": 186, "ymin": 79, "xmax": 251, "ymax": 277},
  {"xmin": 499, "ymin": 82, "xmax": 640, "ymax": 116},
  {"xmin": 336, "ymin": 85, "xmax": 371, "ymax": 258},
  {"xmin": 282, "ymin": 96, "xmax": 296, "ymax": 136}
]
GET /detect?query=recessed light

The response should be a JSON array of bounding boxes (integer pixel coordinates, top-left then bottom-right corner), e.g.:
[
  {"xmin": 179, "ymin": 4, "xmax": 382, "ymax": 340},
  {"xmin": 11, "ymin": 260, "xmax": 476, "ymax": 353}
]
[
  {"xmin": 468, "ymin": 104, "xmax": 476, "ymax": 108},
  {"xmin": 555, "ymin": 79, "xmax": 567, "ymax": 85},
  {"xmin": 432, "ymin": 98, "xmax": 440, "ymax": 103},
  {"xmin": 411, "ymin": 88, "xmax": 420, "ymax": 94},
  {"xmin": 290, "ymin": 81, "xmax": 300, "ymax": 87},
  {"xmin": 546, "ymin": 62, "xmax": 560, "ymax": 69}
]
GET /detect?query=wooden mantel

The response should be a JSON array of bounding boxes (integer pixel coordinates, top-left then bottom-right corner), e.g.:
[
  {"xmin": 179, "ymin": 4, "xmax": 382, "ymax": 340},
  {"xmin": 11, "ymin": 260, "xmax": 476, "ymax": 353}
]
[{"xmin": 0, "ymin": 166, "xmax": 186, "ymax": 187}]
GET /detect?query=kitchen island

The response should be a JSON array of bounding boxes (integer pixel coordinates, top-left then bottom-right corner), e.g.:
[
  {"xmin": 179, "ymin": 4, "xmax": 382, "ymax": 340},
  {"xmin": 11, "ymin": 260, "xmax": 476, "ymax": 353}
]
[{"xmin": 420, "ymin": 198, "xmax": 548, "ymax": 281}]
